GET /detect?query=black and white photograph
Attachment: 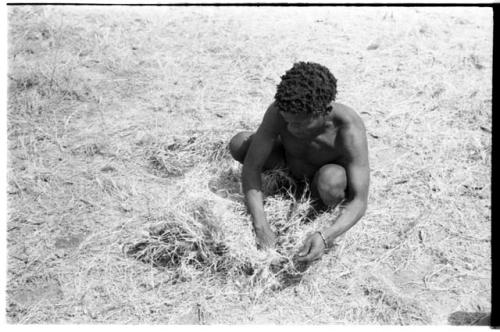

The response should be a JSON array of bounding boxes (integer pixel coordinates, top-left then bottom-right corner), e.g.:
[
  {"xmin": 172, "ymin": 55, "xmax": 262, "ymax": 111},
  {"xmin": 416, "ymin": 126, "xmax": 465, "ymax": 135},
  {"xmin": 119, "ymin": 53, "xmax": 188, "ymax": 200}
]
[{"xmin": 5, "ymin": 2, "xmax": 492, "ymax": 325}]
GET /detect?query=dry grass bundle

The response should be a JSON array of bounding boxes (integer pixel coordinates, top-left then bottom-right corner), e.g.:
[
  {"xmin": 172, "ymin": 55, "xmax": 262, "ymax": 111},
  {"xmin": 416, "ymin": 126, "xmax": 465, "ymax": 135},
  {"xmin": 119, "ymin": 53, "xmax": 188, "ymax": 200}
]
[
  {"xmin": 125, "ymin": 216, "xmax": 231, "ymax": 271},
  {"xmin": 145, "ymin": 132, "xmax": 231, "ymax": 178},
  {"xmin": 151, "ymin": 163, "xmax": 347, "ymax": 293},
  {"xmin": 124, "ymin": 164, "xmax": 322, "ymax": 290}
]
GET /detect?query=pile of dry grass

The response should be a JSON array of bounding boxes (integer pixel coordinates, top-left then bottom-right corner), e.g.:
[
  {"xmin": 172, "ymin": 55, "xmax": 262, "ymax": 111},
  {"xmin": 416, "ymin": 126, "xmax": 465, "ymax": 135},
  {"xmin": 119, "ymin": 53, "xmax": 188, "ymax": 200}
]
[
  {"xmin": 125, "ymin": 204, "xmax": 235, "ymax": 271},
  {"xmin": 126, "ymin": 134, "xmax": 343, "ymax": 289}
]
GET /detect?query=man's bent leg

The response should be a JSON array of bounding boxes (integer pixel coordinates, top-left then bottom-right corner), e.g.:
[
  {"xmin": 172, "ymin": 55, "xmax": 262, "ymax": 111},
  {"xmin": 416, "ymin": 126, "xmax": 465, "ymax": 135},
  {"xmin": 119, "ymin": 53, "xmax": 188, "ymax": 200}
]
[
  {"xmin": 311, "ymin": 164, "xmax": 347, "ymax": 209},
  {"xmin": 229, "ymin": 131, "xmax": 253, "ymax": 163},
  {"xmin": 229, "ymin": 131, "xmax": 285, "ymax": 170}
]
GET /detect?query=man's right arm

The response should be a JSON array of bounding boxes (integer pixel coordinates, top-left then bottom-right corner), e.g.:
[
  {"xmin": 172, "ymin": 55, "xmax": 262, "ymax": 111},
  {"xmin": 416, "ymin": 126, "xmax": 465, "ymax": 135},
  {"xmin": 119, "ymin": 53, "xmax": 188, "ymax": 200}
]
[{"xmin": 242, "ymin": 104, "xmax": 282, "ymax": 248}]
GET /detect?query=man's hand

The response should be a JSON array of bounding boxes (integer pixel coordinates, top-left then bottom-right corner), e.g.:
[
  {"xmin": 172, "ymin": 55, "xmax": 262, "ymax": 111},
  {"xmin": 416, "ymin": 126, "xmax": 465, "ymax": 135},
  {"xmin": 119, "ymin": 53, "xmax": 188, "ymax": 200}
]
[
  {"xmin": 295, "ymin": 232, "xmax": 326, "ymax": 263},
  {"xmin": 255, "ymin": 224, "xmax": 276, "ymax": 249}
]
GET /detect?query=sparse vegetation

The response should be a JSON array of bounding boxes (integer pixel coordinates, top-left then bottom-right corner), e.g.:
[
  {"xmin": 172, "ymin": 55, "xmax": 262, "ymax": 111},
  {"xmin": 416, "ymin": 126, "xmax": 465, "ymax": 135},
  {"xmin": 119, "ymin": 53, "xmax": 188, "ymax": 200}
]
[{"xmin": 7, "ymin": 6, "xmax": 491, "ymax": 324}]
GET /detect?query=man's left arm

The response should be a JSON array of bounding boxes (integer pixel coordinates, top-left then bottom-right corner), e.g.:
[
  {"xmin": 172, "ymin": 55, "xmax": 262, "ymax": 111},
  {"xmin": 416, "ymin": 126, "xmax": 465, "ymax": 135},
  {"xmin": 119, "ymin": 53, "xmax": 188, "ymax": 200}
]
[
  {"xmin": 297, "ymin": 125, "xmax": 370, "ymax": 263},
  {"xmin": 321, "ymin": 159, "xmax": 370, "ymax": 242}
]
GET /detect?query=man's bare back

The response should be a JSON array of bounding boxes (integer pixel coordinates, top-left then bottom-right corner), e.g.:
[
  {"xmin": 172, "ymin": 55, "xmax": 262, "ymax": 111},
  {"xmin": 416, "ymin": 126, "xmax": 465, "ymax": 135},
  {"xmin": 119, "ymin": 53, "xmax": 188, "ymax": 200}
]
[{"xmin": 229, "ymin": 62, "xmax": 370, "ymax": 264}]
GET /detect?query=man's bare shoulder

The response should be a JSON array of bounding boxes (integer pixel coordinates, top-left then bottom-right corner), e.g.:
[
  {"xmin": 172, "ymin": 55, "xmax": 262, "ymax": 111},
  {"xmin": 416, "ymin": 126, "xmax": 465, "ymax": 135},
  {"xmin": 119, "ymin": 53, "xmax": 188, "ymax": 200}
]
[
  {"xmin": 260, "ymin": 102, "xmax": 284, "ymax": 127},
  {"xmin": 265, "ymin": 101, "xmax": 281, "ymax": 118},
  {"xmin": 330, "ymin": 102, "xmax": 369, "ymax": 164},
  {"xmin": 330, "ymin": 102, "xmax": 366, "ymax": 132}
]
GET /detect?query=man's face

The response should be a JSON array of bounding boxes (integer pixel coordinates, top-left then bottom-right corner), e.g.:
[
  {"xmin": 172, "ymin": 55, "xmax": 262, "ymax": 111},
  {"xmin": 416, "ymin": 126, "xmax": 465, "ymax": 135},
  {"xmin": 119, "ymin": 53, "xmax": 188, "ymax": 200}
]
[{"xmin": 280, "ymin": 111, "xmax": 325, "ymax": 138}]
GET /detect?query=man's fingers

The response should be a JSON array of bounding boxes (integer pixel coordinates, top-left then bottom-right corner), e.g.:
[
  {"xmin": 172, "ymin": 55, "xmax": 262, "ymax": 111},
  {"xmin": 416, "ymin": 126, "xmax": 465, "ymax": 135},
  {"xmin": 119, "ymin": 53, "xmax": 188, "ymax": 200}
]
[
  {"xmin": 296, "ymin": 249, "xmax": 315, "ymax": 262},
  {"xmin": 296, "ymin": 253, "xmax": 313, "ymax": 262},
  {"xmin": 298, "ymin": 240, "xmax": 311, "ymax": 257},
  {"xmin": 296, "ymin": 247, "xmax": 322, "ymax": 262},
  {"xmin": 257, "ymin": 240, "xmax": 270, "ymax": 250}
]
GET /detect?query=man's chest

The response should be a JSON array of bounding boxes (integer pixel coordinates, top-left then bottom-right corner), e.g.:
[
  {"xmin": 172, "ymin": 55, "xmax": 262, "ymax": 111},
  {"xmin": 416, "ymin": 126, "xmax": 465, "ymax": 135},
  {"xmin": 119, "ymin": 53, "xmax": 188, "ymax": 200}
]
[{"xmin": 280, "ymin": 130, "xmax": 344, "ymax": 165}]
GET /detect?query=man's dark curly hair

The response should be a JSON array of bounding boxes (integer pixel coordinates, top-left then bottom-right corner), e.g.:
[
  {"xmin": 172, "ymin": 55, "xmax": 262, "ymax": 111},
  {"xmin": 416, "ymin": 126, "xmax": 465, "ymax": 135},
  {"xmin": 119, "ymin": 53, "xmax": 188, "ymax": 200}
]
[{"xmin": 274, "ymin": 62, "xmax": 337, "ymax": 116}]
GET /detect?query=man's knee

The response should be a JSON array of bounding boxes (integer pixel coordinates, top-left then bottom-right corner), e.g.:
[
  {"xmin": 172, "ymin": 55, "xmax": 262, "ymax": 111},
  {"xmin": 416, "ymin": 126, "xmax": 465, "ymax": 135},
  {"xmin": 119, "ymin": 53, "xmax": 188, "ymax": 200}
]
[
  {"xmin": 229, "ymin": 131, "xmax": 253, "ymax": 163},
  {"xmin": 314, "ymin": 164, "xmax": 347, "ymax": 205}
]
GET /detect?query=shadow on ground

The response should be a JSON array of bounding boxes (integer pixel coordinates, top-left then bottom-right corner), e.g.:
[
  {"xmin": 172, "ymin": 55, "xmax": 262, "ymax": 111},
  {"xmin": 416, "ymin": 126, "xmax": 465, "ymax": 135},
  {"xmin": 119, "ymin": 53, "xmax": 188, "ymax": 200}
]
[{"xmin": 448, "ymin": 311, "xmax": 490, "ymax": 326}]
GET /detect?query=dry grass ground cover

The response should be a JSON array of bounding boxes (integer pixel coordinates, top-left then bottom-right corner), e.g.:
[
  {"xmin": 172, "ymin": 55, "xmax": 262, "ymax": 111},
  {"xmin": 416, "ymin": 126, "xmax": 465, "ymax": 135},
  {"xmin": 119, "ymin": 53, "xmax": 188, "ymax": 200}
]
[{"xmin": 7, "ymin": 6, "xmax": 491, "ymax": 324}]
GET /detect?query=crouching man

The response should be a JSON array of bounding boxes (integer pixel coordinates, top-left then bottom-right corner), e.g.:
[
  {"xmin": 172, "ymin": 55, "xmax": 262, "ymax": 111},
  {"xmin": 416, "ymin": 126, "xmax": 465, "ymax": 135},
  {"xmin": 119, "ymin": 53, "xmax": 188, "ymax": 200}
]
[{"xmin": 229, "ymin": 62, "xmax": 370, "ymax": 264}]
